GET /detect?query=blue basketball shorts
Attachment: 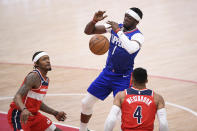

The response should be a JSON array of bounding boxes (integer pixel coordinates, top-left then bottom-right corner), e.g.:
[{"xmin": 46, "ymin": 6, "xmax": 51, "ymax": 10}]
[{"xmin": 87, "ymin": 68, "xmax": 132, "ymax": 100}]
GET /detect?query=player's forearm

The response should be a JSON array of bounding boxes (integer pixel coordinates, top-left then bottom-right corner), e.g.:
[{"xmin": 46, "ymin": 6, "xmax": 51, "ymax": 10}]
[
  {"xmin": 157, "ymin": 108, "xmax": 169, "ymax": 131},
  {"xmin": 84, "ymin": 21, "xmax": 97, "ymax": 35},
  {"xmin": 14, "ymin": 94, "xmax": 26, "ymax": 111},
  {"xmin": 104, "ymin": 105, "xmax": 120, "ymax": 131},
  {"xmin": 40, "ymin": 102, "xmax": 58, "ymax": 116}
]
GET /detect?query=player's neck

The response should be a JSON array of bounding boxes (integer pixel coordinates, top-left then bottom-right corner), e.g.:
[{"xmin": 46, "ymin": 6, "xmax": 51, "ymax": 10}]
[
  {"xmin": 133, "ymin": 84, "xmax": 146, "ymax": 90},
  {"xmin": 123, "ymin": 25, "xmax": 136, "ymax": 32},
  {"xmin": 36, "ymin": 68, "xmax": 48, "ymax": 78}
]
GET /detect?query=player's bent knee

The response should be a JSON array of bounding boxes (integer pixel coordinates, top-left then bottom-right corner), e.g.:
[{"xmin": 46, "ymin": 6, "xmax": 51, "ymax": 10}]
[
  {"xmin": 81, "ymin": 93, "xmax": 98, "ymax": 115},
  {"xmin": 81, "ymin": 98, "xmax": 94, "ymax": 115}
]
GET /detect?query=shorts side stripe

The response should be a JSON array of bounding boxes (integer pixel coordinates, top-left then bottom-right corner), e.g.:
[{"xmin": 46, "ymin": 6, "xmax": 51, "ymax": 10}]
[
  {"xmin": 11, "ymin": 109, "xmax": 22, "ymax": 131},
  {"xmin": 16, "ymin": 110, "xmax": 22, "ymax": 129},
  {"xmin": 11, "ymin": 109, "xmax": 17, "ymax": 131}
]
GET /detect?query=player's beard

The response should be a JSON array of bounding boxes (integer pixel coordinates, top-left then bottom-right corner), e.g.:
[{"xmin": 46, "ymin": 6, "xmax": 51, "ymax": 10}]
[
  {"xmin": 123, "ymin": 21, "xmax": 136, "ymax": 31},
  {"xmin": 48, "ymin": 67, "xmax": 52, "ymax": 71},
  {"xmin": 124, "ymin": 24, "xmax": 134, "ymax": 32},
  {"xmin": 123, "ymin": 24, "xmax": 130, "ymax": 30},
  {"xmin": 46, "ymin": 63, "xmax": 52, "ymax": 71}
]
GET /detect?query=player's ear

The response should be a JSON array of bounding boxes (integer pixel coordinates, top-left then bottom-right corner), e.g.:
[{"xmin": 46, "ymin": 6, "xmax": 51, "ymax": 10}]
[
  {"xmin": 146, "ymin": 79, "xmax": 148, "ymax": 83},
  {"xmin": 34, "ymin": 62, "xmax": 39, "ymax": 68}
]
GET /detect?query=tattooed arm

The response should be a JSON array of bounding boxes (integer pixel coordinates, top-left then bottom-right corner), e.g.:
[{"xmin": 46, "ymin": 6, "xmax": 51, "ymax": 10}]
[
  {"xmin": 40, "ymin": 102, "xmax": 58, "ymax": 116},
  {"xmin": 13, "ymin": 72, "xmax": 40, "ymax": 123},
  {"xmin": 14, "ymin": 72, "xmax": 40, "ymax": 110},
  {"xmin": 40, "ymin": 102, "xmax": 66, "ymax": 121}
]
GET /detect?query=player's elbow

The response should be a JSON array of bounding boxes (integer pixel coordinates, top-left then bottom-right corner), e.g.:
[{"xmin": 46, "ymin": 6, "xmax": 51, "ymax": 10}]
[
  {"xmin": 126, "ymin": 43, "xmax": 140, "ymax": 54},
  {"xmin": 84, "ymin": 27, "xmax": 94, "ymax": 35},
  {"xmin": 84, "ymin": 30, "xmax": 92, "ymax": 35},
  {"xmin": 13, "ymin": 94, "xmax": 22, "ymax": 104},
  {"xmin": 127, "ymin": 47, "xmax": 139, "ymax": 54},
  {"xmin": 122, "ymin": 41, "xmax": 140, "ymax": 54}
]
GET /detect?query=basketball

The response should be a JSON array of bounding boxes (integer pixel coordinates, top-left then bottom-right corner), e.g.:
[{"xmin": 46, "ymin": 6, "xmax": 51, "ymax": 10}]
[{"xmin": 89, "ymin": 34, "xmax": 110, "ymax": 55}]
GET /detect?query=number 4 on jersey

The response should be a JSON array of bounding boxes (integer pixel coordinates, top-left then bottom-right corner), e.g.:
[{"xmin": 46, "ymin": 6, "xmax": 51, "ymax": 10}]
[{"xmin": 133, "ymin": 106, "xmax": 142, "ymax": 124}]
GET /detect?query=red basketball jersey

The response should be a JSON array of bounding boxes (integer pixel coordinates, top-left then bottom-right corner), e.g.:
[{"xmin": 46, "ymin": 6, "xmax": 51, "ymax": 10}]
[
  {"xmin": 10, "ymin": 69, "xmax": 49, "ymax": 114},
  {"xmin": 121, "ymin": 87, "xmax": 157, "ymax": 131}
]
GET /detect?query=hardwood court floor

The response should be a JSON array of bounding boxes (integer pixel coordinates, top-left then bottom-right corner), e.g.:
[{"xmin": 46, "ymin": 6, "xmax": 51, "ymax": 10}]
[{"xmin": 0, "ymin": 0, "xmax": 197, "ymax": 130}]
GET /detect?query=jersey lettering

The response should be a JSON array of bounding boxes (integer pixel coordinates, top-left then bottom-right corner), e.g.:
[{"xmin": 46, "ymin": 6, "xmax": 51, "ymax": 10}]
[
  {"xmin": 133, "ymin": 106, "xmax": 142, "ymax": 124},
  {"xmin": 111, "ymin": 34, "xmax": 122, "ymax": 48}
]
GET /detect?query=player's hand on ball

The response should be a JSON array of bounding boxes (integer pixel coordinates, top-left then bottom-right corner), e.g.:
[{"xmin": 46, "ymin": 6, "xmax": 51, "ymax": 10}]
[
  {"xmin": 107, "ymin": 21, "xmax": 119, "ymax": 32},
  {"xmin": 55, "ymin": 111, "xmax": 67, "ymax": 121},
  {"xmin": 93, "ymin": 10, "xmax": 108, "ymax": 22}
]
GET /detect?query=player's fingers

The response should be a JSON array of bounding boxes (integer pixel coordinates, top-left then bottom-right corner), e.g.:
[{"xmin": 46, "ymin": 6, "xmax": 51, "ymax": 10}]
[
  {"xmin": 98, "ymin": 10, "xmax": 106, "ymax": 15},
  {"xmin": 102, "ymin": 11, "xmax": 106, "ymax": 14},
  {"xmin": 106, "ymin": 21, "xmax": 112, "ymax": 25},
  {"xmin": 21, "ymin": 115, "xmax": 24, "ymax": 123},
  {"xmin": 30, "ymin": 113, "xmax": 33, "ymax": 116},
  {"xmin": 62, "ymin": 115, "xmax": 66, "ymax": 119},
  {"xmin": 24, "ymin": 119, "xmax": 27, "ymax": 124},
  {"xmin": 62, "ymin": 112, "xmax": 66, "ymax": 117},
  {"xmin": 24, "ymin": 115, "xmax": 28, "ymax": 124},
  {"xmin": 97, "ymin": 10, "xmax": 103, "ymax": 14},
  {"xmin": 60, "ymin": 118, "xmax": 65, "ymax": 121},
  {"xmin": 103, "ymin": 15, "xmax": 108, "ymax": 19},
  {"xmin": 21, "ymin": 114, "xmax": 27, "ymax": 123}
]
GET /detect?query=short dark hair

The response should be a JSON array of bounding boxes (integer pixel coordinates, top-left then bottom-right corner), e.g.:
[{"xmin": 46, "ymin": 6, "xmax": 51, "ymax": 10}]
[
  {"xmin": 132, "ymin": 67, "xmax": 147, "ymax": 83},
  {"xmin": 130, "ymin": 7, "xmax": 143, "ymax": 19},
  {"xmin": 32, "ymin": 51, "xmax": 44, "ymax": 62}
]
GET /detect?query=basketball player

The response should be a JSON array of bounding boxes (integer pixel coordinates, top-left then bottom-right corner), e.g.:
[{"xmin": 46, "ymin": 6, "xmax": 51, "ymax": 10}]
[
  {"xmin": 104, "ymin": 68, "xmax": 169, "ymax": 131},
  {"xmin": 80, "ymin": 8, "xmax": 144, "ymax": 131},
  {"xmin": 7, "ymin": 51, "xmax": 66, "ymax": 131}
]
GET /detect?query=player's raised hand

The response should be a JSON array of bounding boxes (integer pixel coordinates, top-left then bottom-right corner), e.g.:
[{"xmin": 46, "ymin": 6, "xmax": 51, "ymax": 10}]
[
  {"xmin": 107, "ymin": 21, "xmax": 119, "ymax": 32},
  {"xmin": 55, "ymin": 111, "xmax": 67, "ymax": 121},
  {"xmin": 93, "ymin": 11, "xmax": 108, "ymax": 22}
]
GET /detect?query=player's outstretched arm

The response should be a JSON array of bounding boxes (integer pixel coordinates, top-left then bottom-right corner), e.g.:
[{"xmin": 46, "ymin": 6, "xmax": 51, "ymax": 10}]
[
  {"xmin": 40, "ymin": 102, "xmax": 67, "ymax": 121},
  {"xmin": 155, "ymin": 93, "xmax": 169, "ymax": 131},
  {"xmin": 84, "ymin": 10, "xmax": 108, "ymax": 35}
]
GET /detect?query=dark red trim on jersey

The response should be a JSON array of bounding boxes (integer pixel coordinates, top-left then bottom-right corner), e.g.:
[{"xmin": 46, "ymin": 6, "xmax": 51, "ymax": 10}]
[
  {"xmin": 129, "ymin": 72, "xmax": 133, "ymax": 88},
  {"xmin": 124, "ymin": 28, "xmax": 138, "ymax": 34}
]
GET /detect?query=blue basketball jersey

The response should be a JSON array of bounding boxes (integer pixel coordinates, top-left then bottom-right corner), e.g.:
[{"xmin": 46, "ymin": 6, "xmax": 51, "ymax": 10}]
[
  {"xmin": 106, "ymin": 24, "xmax": 142, "ymax": 73},
  {"xmin": 88, "ymin": 24, "xmax": 143, "ymax": 100}
]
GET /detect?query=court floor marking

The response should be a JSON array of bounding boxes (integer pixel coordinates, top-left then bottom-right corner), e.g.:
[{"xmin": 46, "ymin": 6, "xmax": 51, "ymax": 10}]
[
  {"xmin": 1, "ymin": 93, "xmax": 197, "ymax": 117},
  {"xmin": 0, "ymin": 62, "xmax": 197, "ymax": 85}
]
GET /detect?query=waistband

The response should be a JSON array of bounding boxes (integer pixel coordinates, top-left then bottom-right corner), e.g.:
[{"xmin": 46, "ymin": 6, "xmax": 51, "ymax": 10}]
[{"xmin": 105, "ymin": 66, "xmax": 132, "ymax": 74}]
